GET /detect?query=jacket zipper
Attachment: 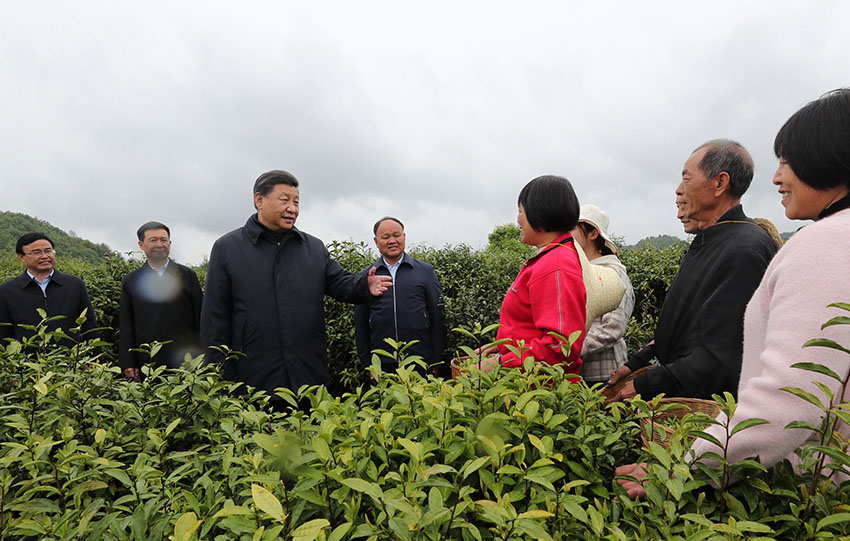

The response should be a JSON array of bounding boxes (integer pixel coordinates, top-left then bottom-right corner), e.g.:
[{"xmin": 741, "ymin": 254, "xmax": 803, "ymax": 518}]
[{"xmin": 392, "ymin": 270, "xmax": 398, "ymax": 343}]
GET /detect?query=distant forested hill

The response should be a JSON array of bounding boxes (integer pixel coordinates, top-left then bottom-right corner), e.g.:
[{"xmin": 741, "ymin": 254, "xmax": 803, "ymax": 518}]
[
  {"xmin": 0, "ymin": 211, "xmax": 114, "ymax": 263},
  {"xmin": 627, "ymin": 234, "xmax": 688, "ymax": 250}
]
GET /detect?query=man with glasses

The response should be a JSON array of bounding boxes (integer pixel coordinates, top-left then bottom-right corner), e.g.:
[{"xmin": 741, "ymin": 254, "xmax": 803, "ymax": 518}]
[{"xmin": 0, "ymin": 232, "xmax": 97, "ymax": 345}]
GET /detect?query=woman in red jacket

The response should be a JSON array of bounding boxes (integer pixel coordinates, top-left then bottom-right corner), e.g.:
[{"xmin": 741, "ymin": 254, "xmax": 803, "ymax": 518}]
[{"xmin": 481, "ymin": 175, "xmax": 587, "ymax": 376}]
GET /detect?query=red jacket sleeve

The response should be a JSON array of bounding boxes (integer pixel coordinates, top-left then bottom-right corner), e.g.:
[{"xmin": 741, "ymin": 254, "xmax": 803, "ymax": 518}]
[{"xmin": 501, "ymin": 267, "xmax": 585, "ymax": 369}]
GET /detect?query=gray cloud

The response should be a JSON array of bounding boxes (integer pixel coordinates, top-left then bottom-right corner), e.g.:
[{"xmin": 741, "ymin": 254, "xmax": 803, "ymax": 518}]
[{"xmin": 1, "ymin": 1, "xmax": 849, "ymax": 264}]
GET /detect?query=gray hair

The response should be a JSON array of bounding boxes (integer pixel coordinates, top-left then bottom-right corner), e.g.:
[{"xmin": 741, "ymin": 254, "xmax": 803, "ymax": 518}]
[{"xmin": 693, "ymin": 139, "xmax": 754, "ymax": 199}]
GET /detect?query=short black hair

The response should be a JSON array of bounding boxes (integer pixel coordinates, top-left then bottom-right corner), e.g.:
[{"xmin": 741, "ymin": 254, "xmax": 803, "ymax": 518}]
[
  {"xmin": 774, "ymin": 88, "xmax": 850, "ymax": 191},
  {"xmin": 136, "ymin": 221, "xmax": 170, "ymax": 242},
  {"xmin": 517, "ymin": 175, "xmax": 580, "ymax": 233},
  {"xmin": 253, "ymin": 170, "xmax": 299, "ymax": 197},
  {"xmin": 578, "ymin": 222, "xmax": 613, "ymax": 256},
  {"xmin": 16, "ymin": 232, "xmax": 54, "ymax": 255},
  {"xmin": 373, "ymin": 216, "xmax": 404, "ymax": 235},
  {"xmin": 694, "ymin": 139, "xmax": 754, "ymax": 199}
]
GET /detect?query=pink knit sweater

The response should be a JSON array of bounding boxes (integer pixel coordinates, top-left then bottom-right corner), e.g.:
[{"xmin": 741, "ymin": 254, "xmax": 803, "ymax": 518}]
[{"xmin": 690, "ymin": 208, "xmax": 850, "ymax": 483}]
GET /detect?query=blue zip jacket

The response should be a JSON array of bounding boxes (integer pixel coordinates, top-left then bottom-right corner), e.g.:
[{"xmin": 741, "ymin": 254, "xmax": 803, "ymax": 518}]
[{"xmin": 354, "ymin": 253, "xmax": 446, "ymax": 370}]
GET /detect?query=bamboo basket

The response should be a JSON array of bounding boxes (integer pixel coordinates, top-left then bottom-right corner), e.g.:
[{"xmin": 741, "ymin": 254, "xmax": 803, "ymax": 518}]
[
  {"xmin": 640, "ymin": 397, "xmax": 721, "ymax": 448},
  {"xmin": 600, "ymin": 366, "xmax": 648, "ymax": 404},
  {"xmin": 450, "ymin": 355, "xmax": 500, "ymax": 379},
  {"xmin": 450, "ymin": 356, "xmax": 470, "ymax": 379}
]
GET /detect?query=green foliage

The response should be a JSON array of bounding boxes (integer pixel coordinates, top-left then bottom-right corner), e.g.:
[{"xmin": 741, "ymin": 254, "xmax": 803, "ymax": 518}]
[
  {"xmin": 0, "ymin": 253, "xmax": 140, "ymax": 365},
  {"xmin": 0, "ymin": 318, "xmax": 283, "ymax": 540},
  {"xmin": 619, "ymin": 242, "xmax": 686, "ymax": 353},
  {"xmin": 1, "ymin": 225, "xmax": 684, "ymax": 388},
  {"xmin": 0, "ymin": 211, "xmax": 114, "ymax": 264},
  {"xmin": 486, "ymin": 224, "xmax": 536, "ymax": 259},
  {"xmin": 323, "ymin": 241, "xmax": 376, "ymax": 394},
  {"xmin": 627, "ymin": 234, "xmax": 688, "ymax": 251},
  {"xmin": 2, "ymin": 313, "xmax": 850, "ymax": 539}
]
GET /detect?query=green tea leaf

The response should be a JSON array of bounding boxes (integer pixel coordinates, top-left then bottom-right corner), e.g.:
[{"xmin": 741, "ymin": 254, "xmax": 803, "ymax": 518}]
[
  {"xmin": 817, "ymin": 512, "xmax": 850, "ymax": 531},
  {"xmin": 212, "ymin": 506, "xmax": 252, "ymax": 518},
  {"xmin": 341, "ymin": 478, "xmax": 384, "ymax": 502},
  {"xmin": 251, "ymin": 484, "xmax": 285, "ymax": 522},
  {"xmin": 779, "ymin": 387, "xmax": 825, "ymax": 410},
  {"xmin": 802, "ymin": 338, "xmax": 850, "ymax": 355},
  {"xmin": 790, "ymin": 361, "xmax": 842, "ymax": 381},
  {"xmin": 729, "ymin": 417, "xmax": 770, "ymax": 437},
  {"xmin": 291, "ymin": 519, "xmax": 331, "ymax": 541},
  {"xmin": 327, "ymin": 522, "xmax": 353, "ymax": 541},
  {"xmin": 173, "ymin": 512, "xmax": 202, "ymax": 541}
]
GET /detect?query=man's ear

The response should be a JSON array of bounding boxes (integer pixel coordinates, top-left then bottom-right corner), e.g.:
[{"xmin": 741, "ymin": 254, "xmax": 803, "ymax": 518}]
[
  {"xmin": 16, "ymin": 253, "xmax": 25, "ymax": 264},
  {"xmin": 714, "ymin": 172, "xmax": 732, "ymax": 196},
  {"xmin": 254, "ymin": 192, "xmax": 264, "ymax": 210}
]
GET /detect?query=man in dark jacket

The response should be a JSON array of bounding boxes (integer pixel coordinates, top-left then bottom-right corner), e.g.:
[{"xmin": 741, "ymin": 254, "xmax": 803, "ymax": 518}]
[
  {"xmin": 119, "ymin": 221, "xmax": 203, "ymax": 380},
  {"xmin": 609, "ymin": 139, "xmax": 778, "ymax": 400},
  {"xmin": 354, "ymin": 217, "xmax": 446, "ymax": 375},
  {"xmin": 0, "ymin": 232, "xmax": 97, "ymax": 345},
  {"xmin": 200, "ymin": 170, "xmax": 392, "ymax": 401}
]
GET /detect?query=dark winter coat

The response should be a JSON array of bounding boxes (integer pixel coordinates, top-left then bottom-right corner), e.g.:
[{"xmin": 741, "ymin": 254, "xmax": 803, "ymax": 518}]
[
  {"xmin": 354, "ymin": 254, "xmax": 446, "ymax": 370},
  {"xmin": 119, "ymin": 260, "xmax": 203, "ymax": 370},
  {"xmin": 200, "ymin": 215, "xmax": 369, "ymax": 394},
  {"xmin": 0, "ymin": 270, "xmax": 97, "ymax": 344},
  {"xmin": 625, "ymin": 205, "xmax": 778, "ymax": 399}
]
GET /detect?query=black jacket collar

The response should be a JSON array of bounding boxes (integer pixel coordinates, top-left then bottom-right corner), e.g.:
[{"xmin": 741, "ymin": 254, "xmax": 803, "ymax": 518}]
[
  {"xmin": 819, "ymin": 192, "xmax": 850, "ymax": 219},
  {"xmin": 244, "ymin": 213, "xmax": 306, "ymax": 245},
  {"xmin": 375, "ymin": 253, "xmax": 413, "ymax": 270},
  {"xmin": 690, "ymin": 204, "xmax": 755, "ymax": 249},
  {"xmin": 14, "ymin": 269, "xmax": 66, "ymax": 289},
  {"xmin": 142, "ymin": 259, "xmax": 175, "ymax": 274}
]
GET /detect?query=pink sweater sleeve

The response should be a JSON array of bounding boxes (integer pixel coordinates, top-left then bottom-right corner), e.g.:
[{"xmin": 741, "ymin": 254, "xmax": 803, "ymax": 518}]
[{"xmin": 690, "ymin": 219, "xmax": 850, "ymax": 474}]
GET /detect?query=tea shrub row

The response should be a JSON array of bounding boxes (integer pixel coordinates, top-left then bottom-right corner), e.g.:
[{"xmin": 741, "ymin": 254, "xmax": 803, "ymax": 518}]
[
  {"xmin": 1, "ymin": 322, "xmax": 849, "ymax": 540},
  {"xmin": 0, "ymin": 236, "xmax": 686, "ymax": 393}
]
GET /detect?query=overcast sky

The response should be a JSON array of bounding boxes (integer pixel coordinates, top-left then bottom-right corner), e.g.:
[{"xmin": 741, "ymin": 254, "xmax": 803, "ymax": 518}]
[{"xmin": 2, "ymin": 2, "xmax": 848, "ymax": 264}]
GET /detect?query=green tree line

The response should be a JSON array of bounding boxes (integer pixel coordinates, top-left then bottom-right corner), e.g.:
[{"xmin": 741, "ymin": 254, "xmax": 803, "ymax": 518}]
[
  {"xmin": 0, "ymin": 222, "xmax": 685, "ymax": 393},
  {"xmin": 0, "ymin": 211, "xmax": 113, "ymax": 264}
]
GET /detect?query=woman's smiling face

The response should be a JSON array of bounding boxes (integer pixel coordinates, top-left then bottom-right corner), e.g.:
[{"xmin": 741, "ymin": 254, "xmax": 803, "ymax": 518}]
[{"xmin": 773, "ymin": 159, "xmax": 848, "ymax": 220}]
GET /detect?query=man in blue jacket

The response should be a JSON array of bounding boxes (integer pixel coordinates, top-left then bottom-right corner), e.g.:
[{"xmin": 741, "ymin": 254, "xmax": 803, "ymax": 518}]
[
  {"xmin": 355, "ymin": 217, "xmax": 446, "ymax": 376},
  {"xmin": 201, "ymin": 170, "xmax": 392, "ymax": 404}
]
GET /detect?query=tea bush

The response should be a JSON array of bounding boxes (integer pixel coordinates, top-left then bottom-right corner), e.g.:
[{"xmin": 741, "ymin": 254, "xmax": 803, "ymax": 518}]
[
  {"xmin": 2, "ymin": 316, "xmax": 850, "ymax": 540},
  {"xmin": 619, "ymin": 242, "xmax": 687, "ymax": 353},
  {"xmin": 1, "ymin": 235, "xmax": 684, "ymax": 392}
]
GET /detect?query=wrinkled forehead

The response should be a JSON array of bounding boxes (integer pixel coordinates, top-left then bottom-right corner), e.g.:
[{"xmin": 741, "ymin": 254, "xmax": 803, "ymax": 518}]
[{"xmin": 682, "ymin": 149, "xmax": 705, "ymax": 176}]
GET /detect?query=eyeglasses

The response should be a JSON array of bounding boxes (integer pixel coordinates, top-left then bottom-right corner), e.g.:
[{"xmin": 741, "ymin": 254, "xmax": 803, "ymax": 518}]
[{"xmin": 24, "ymin": 248, "xmax": 56, "ymax": 256}]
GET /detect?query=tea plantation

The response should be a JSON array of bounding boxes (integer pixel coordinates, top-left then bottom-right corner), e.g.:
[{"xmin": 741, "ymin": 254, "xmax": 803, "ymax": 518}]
[{"xmin": 1, "ymin": 239, "xmax": 849, "ymax": 539}]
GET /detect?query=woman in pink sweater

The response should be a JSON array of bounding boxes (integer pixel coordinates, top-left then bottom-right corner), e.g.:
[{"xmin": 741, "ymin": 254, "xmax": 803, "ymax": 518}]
[{"xmin": 618, "ymin": 88, "xmax": 850, "ymax": 497}]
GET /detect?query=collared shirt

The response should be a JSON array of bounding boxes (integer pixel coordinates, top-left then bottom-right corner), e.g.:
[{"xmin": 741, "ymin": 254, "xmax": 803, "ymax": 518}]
[
  {"xmin": 149, "ymin": 258, "xmax": 170, "ymax": 277},
  {"xmin": 382, "ymin": 254, "xmax": 404, "ymax": 280},
  {"xmin": 26, "ymin": 269, "xmax": 55, "ymax": 293}
]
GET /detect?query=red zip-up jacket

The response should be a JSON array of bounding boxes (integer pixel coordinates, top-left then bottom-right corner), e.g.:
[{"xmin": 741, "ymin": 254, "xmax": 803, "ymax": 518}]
[{"xmin": 496, "ymin": 234, "xmax": 585, "ymax": 375}]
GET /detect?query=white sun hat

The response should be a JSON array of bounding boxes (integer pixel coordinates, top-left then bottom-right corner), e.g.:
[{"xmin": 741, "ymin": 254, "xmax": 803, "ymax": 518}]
[
  {"xmin": 578, "ymin": 204, "xmax": 619, "ymax": 255},
  {"xmin": 572, "ymin": 241, "xmax": 626, "ymax": 331}
]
